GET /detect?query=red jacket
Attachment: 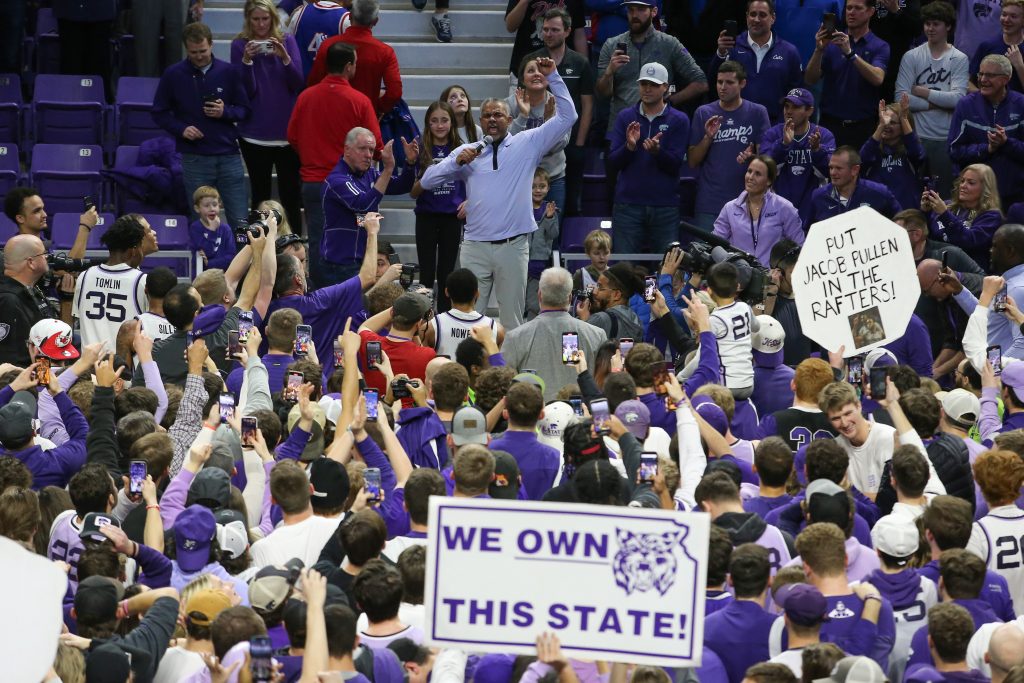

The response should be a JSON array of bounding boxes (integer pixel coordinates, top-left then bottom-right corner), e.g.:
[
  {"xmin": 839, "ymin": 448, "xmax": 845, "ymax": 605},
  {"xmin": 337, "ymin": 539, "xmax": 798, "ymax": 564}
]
[
  {"xmin": 307, "ymin": 25, "xmax": 402, "ymax": 116},
  {"xmin": 286, "ymin": 75, "xmax": 383, "ymax": 182}
]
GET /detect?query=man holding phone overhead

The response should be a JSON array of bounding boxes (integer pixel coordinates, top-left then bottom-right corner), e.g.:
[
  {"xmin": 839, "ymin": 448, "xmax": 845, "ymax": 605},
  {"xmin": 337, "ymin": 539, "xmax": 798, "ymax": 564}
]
[{"xmin": 708, "ymin": 0, "xmax": 804, "ymax": 123}]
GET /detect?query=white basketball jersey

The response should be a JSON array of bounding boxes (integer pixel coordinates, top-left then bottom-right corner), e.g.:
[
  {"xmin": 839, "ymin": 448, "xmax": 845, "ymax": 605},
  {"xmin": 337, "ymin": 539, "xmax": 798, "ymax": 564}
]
[
  {"xmin": 710, "ymin": 301, "xmax": 755, "ymax": 389},
  {"xmin": 431, "ymin": 309, "xmax": 496, "ymax": 358},
  {"xmin": 974, "ymin": 507, "xmax": 1024, "ymax": 616},
  {"xmin": 137, "ymin": 311, "xmax": 175, "ymax": 343},
  {"xmin": 73, "ymin": 264, "xmax": 148, "ymax": 348}
]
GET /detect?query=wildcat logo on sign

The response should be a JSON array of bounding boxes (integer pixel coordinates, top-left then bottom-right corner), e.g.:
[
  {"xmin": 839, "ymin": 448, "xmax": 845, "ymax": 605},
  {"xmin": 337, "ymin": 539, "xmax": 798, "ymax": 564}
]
[
  {"xmin": 425, "ymin": 498, "xmax": 710, "ymax": 668},
  {"xmin": 613, "ymin": 529, "xmax": 682, "ymax": 595}
]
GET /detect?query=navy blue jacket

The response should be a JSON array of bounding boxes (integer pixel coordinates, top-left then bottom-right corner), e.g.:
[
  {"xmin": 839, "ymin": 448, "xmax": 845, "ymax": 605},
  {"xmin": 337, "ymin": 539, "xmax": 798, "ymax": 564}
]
[
  {"xmin": 948, "ymin": 90, "xmax": 1024, "ymax": 203},
  {"xmin": 152, "ymin": 58, "xmax": 251, "ymax": 156},
  {"xmin": 803, "ymin": 178, "xmax": 902, "ymax": 231},
  {"xmin": 708, "ymin": 32, "xmax": 804, "ymax": 122}
]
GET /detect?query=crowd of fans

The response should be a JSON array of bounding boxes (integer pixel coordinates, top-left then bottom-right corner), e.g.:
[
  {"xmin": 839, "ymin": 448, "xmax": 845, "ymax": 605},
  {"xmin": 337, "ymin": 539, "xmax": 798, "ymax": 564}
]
[{"xmin": 14, "ymin": 0, "xmax": 1024, "ymax": 681}]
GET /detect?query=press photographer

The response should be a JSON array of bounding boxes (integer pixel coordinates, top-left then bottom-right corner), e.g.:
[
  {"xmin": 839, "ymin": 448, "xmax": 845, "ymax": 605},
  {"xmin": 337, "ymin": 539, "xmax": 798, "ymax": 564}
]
[{"xmin": 0, "ymin": 234, "xmax": 58, "ymax": 365}]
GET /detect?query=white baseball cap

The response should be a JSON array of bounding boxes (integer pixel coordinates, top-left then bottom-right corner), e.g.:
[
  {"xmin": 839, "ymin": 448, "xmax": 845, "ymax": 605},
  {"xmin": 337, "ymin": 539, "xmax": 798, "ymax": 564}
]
[
  {"xmin": 941, "ymin": 388, "xmax": 980, "ymax": 428},
  {"xmin": 637, "ymin": 62, "xmax": 669, "ymax": 85},
  {"xmin": 752, "ymin": 315, "xmax": 785, "ymax": 354},
  {"xmin": 870, "ymin": 514, "xmax": 920, "ymax": 561},
  {"xmin": 538, "ymin": 401, "xmax": 575, "ymax": 451},
  {"xmin": 29, "ymin": 319, "xmax": 79, "ymax": 360}
]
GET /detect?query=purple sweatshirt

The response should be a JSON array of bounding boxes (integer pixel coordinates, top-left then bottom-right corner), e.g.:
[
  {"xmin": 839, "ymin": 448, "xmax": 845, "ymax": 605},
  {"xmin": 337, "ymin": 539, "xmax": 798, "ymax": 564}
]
[
  {"xmin": 704, "ymin": 600, "xmax": 778, "ymax": 683},
  {"xmin": 395, "ymin": 407, "xmax": 448, "ymax": 471},
  {"xmin": 751, "ymin": 350, "xmax": 796, "ymax": 418},
  {"xmin": 188, "ymin": 219, "xmax": 237, "ymax": 270},
  {"xmin": 906, "ymin": 598, "xmax": 1002, "ymax": 669},
  {"xmin": 0, "ymin": 387, "xmax": 87, "ymax": 489},
  {"xmin": 353, "ymin": 435, "xmax": 409, "ymax": 539},
  {"xmin": 230, "ymin": 35, "xmax": 304, "ymax": 141},
  {"xmin": 415, "ymin": 145, "xmax": 465, "ymax": 215},
  {"xmin": 929, "ymin": 206, "xmax": 1002, "ymax": 272},
  {"xmin": 690, "ymin": 100, "xmax": 772, "ymax": 216},
  {"xmin": 488, "ymin": 430, "xmax": 561, "ymax": 500},
  {"xmin": 712, "ymin": 190, "xmax": 804, "ymax": 267},
  {"xmin": 760, "ymin": 121, "xmax": 835, "ymax": 218},
  {"xmin": 322, "ymin": 159, "xmax": 415, "ymax": 264},
  {"xmin": 882, "ymin": 313, "xmax": 934, "ymax": 378},
  {"xmin": 608, "ymin": 102, "xmax": 689, "ymax": 207},
  {"xmin": 920, "ymin": 559, "xmax": 1016, "ymax": 621},
  {"xmin": 263, "ymin": 276, "xmax": 366, "ymax": 363},
  {"xmin": 151, "ymin": 57, "xmax": 251, "ymax": 156},
  {"xmin": 948, "ymin": 90, "xmax": 1024, "ymax": 203},
  {"xmin": 859, "ymin": 133, "xmax": 927, "ymax": 210}
]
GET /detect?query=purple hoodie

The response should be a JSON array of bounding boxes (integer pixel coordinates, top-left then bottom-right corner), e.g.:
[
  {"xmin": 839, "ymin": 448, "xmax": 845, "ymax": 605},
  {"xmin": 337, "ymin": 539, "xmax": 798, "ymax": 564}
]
[
  {"xmin": 859, "ymin": 133, "xmax": 927, "ymax": 210},
  {"xmin": 488, "ymin": 430, "xmax": 560, "ymax": 500},
  {"xmin": 395, "ymin": 407, "xmax": 449, "ymax": 470},
  {"xmin": 920, "ymin": 559, "xmax": 1016, "ymax": 621},
  {"xmin": 906, "ymin": 598, "xmax": 1002, "ymax": 669},
  {"xmin": 751, "ymin": 349, "xmax": 796, "ymax": 418},
  {"xmin": 230, "ymin": 35, "xmax": 304, "ymax": 141}
]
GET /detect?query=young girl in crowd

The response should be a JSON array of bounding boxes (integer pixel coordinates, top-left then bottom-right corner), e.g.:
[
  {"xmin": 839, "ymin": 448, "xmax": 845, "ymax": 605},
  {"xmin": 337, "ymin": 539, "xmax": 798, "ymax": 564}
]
[
  {"xmin": 526, "ymin": 167, "xmax": 560, "ymax": 319},
  {"xmin": 859, "ymin": 97, "xmax": 927, "ymax": 211},
  {"xmin": 188, "ymin": 185, "xmax": 237, "ymax": 269},
  {"xmin": 440, "ymin": 84, "xmax": 481, "ymax": 144},
  {"xmin": 410, "ymin": 102, "xmax": 465, "ymax": 303},
  {"xmin": 258, "ymin": 198, "xmax": 292, "ymax": 235}
]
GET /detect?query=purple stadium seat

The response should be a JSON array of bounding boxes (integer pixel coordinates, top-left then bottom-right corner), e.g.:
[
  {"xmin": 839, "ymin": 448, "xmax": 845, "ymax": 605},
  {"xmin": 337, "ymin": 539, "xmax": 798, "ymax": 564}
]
[
  {"xmin": 112, "ymin": 145, "xmax": 180, "ymax": 215},
  {"xmin": 561, "ymin": 216, "xmax": 610, "ymax": 252},
  {"xmin": 29, "ymin": 143, "xmax": 104, "ymax": 214},
  {"xmin": 0, "ymin": 214, "xmax": 16, "ymax": 243},
  {"xmin": 33, "ymin": 74, "xmax": 107, "ymax": 146},
  {"xmin": 0, "ymin": 74, "xmax": 22, "ymax": 144},
  {"xmin": 116, "ymin": 77, "xmax": 166, "ymax": 146},
  {"xmin": 142, "ymin": 214, "xmax": 190, "ymax": 249},
  {"xmin": 35, "ymin": 8, "xmax": 60, "ymax": 75},
  {"xmin": 50, "ymin": 212, "xmax": 114, "ymax": 250},
  {"xmin": 144, "ymin": 256, "xmax": 192, "ymax": 278},
  {"xmin": 0, "ymin": 143, "xmax": 21, "ymax": 198}
]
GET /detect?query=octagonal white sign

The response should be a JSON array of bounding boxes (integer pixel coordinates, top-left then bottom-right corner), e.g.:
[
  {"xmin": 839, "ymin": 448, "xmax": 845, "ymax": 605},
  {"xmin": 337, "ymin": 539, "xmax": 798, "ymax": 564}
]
[{"xmin": 793, "ymin": 206, "xmax": 920, "ymax": 357}]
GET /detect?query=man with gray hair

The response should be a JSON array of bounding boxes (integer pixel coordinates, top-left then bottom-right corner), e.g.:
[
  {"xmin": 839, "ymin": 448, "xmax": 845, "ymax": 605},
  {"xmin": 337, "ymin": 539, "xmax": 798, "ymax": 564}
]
[
  {"xmin": 421, "ymin": 57, "xmax": 576, "ymax": 330},
  {"xmin": 949, "ymin": 52, "xmax": 1024, "ymax": 205},
  {"xmin": 307, "ymin": 0, "xmax": 403, "ymax": 118},
  {"xmin": 320, "ymin": 128, "xmax": 419, "ymax": 285},
  {"xmin": 501, "ymin": 267, "xmax": 606, "ymax": 401},
  {"xmin": 0, "ymin": 234, "xmax": 56, "ymax": 365}
]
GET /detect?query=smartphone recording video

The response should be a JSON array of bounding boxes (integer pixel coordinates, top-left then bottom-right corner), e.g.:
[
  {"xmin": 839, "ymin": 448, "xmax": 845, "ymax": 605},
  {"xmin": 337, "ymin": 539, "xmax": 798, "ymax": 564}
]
[{"xmin": 561, "ymin": 332, "xmax": 580, "ymax": 365}]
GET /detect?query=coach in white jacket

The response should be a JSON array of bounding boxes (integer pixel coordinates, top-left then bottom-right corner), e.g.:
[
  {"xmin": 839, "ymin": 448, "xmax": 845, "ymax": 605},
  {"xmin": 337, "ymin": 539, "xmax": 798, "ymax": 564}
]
[{"xmin": 420, "ymin": 57, "xmax": 576, "ymax": 330}]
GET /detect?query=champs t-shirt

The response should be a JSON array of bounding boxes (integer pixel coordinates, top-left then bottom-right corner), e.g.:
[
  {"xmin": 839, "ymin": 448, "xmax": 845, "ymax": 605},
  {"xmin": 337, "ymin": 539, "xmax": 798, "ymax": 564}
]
[{"xmin": 690, "ymin": 100, "xmax": 771, "ymax": 216}]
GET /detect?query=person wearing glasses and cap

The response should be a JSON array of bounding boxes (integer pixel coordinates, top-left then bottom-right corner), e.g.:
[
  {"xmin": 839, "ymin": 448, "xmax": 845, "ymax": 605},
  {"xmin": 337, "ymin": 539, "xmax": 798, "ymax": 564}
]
[{"xmin": 0, "ymin": 234, "xmax": 56, "ymax": 366}]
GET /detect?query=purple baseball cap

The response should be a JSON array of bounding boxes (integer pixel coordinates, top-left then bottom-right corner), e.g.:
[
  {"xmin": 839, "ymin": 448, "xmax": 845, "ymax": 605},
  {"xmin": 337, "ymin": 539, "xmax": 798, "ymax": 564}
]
[
  {"xmin": 775, "ymin": 583, "xmax": 829, "ymax": 626},
  {"xmin": 174, "ymin": 504, "xmax": 217, "ymax": 572},
  {"xmin": 782, "ymin": 87, "xmax": 814, "ymax": 108},
  {"xmin": 192, "ymin": 303, "xmax": 228, "ymax": 337},
  {"xmin": 1001, "ymin": 360, "xmax": 1024, "ymax": 402},
  {"xmin": 691, "ymin": 395, "xmax": 729, "ymax": 436},
  {"xmin": 615, "ymin": 399, "xmax": 651, "ymax": 440}
]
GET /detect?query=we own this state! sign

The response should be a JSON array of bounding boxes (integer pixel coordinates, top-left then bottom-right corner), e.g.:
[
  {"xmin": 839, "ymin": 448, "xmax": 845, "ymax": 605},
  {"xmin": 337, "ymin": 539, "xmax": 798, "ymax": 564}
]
[
  {"xmin": 424, "ymin": 497, "xmax": 710, "ymax": 667},
  {"xmin": 793, "ymin": 206, "xmax": 920, "ymax": 356}
]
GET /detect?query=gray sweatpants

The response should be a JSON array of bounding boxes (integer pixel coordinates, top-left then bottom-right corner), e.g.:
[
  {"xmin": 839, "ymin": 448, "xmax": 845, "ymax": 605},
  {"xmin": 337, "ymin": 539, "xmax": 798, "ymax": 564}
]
[{"xmin": 459, "ymin": 235, "xmax": 528, "ymax": 330}]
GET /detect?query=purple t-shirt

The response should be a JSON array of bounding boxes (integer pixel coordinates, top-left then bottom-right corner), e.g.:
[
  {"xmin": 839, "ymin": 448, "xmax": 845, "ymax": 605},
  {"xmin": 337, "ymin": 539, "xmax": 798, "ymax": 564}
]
[
  {"xmin": 263, "ymin": 277, "xmax": 366, "ymax": 358},
  {"xmin": 415, "ymin": 145, "xmax": 465, "ymax": 215},
  {"xmin": 690, "ymin": 99, "xmax": 771, "ymax": 216},
  {"xmin": 488, "ymin": 430, "xmax": 560, "ymax": 500}
]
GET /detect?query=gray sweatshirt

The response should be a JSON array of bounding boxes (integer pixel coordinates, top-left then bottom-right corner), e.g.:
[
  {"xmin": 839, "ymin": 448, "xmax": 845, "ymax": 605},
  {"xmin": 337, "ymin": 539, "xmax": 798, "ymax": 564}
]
[
  {"xmin": 895, "ymin": 43, "xmax": 969, "ymax": 141},
  {"xmin": 506, "ymin": 90, "xmax": 570, "ymax": 180}
]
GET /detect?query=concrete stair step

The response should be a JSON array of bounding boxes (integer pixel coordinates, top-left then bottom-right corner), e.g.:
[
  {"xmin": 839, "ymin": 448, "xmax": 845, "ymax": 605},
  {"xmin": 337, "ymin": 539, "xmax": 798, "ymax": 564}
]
[{"xmin": 402, "ymin": 72, "xmax": 509, "ymax": 103}]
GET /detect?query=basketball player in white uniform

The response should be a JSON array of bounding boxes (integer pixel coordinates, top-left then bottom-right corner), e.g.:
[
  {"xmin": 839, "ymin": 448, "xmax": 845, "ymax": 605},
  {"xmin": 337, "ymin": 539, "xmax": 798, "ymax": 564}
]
[
  {"xmin": 424, "ymin": 267, "xmax": 503, "ymax": 357},
  {"xmin": 73, "ymin": 215, "xmax": 158, "ymax": 348},
  {"xmin": 135, "ymin": 266, "xmax": 179, "ymax": 342}
]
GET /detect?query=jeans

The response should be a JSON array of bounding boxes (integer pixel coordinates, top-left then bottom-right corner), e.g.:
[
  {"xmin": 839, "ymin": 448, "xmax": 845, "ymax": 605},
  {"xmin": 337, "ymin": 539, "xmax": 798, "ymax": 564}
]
[
  {"xmin": 317, "ymin": 260, "xmax": 360, "ymax": 287},
  {"xmin": 691, "ymin": 212, "xmax": 718, "ymax": 232},
  {"xmin": 181, "ymin": 153, "xmax": 248, "ymax": 230},
  {"xmin": 545, "ymin": 175, "xmax": 567, "ymax": 221},
  {"xmin": 611, "ymin": 203, "xmax": 681, "ymax": 254},
  {"xmin": 239, "ymin": 140, "xmax": 303, "ymax": 235},
  {"xmin": 302, "ymin": 181, "xmax": 327, "ymax": 288}
]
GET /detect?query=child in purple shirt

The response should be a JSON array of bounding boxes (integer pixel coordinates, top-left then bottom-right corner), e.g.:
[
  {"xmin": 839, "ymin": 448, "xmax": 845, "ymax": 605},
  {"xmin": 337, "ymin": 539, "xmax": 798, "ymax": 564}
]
[
  {"xmin": 859, "ymin": 99, "xmax": 927, "ymax": 210},
  {"xmin": 188, "ymin": 185, "xmax": 236, "ymax": 269}
]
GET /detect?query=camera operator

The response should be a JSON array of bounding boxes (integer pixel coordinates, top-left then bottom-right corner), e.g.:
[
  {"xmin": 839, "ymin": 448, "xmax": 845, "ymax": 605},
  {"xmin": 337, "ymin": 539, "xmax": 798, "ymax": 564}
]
[
  {"xmin": 763, "ymin": 239, "xmax": 814, "ymax": 367},
  {"xmin": 0, "ymin": 234, "xmax": 57, "ymax": 365}
]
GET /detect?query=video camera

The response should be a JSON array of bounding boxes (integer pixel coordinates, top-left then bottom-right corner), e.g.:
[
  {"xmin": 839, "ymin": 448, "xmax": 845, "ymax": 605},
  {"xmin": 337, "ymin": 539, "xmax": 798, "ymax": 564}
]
[
  {"xmin": 235, "ymin": 207, "xmax": 282, "ymax": 245},
  {"xmin": 47, "ymin": 253, "xmax": 103, "ymax": 272},
  {"xmin": 670, "ymin": 225, "xmax": 772, "ymax": 307}
]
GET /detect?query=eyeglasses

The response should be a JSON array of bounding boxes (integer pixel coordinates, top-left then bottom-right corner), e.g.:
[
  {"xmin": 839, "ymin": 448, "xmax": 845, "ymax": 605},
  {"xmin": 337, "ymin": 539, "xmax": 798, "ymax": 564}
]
[
  {"xmin": 480, "ymin": 111, "xmax": 507, "ymax": 120},
  {"xmin": 978, "ymin": 72, "xmax": 1008, "ymax": 80},
  {"xmin": 26, "ymin": 252, "xmax": 47, "ymax": 262}
]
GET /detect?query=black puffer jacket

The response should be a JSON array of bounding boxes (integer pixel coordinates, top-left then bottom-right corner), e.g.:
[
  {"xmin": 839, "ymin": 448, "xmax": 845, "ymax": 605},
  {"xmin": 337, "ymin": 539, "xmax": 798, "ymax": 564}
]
[{"xmin": 874, "ymin": 433, "xmax": 975, "ymax": 515}]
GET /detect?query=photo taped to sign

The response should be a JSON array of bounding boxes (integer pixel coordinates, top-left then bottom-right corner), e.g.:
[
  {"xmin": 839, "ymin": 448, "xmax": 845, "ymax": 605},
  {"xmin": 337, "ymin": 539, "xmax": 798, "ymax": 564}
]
[{"xmin": 424, "ymin": 497, "xmax": 710, "ymax": 668}]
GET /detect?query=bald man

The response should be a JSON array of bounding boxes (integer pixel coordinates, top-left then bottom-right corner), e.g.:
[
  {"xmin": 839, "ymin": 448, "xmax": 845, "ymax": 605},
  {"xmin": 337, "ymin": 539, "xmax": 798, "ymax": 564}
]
[
  {"xmin": 967, "ymin": 621, "xmax": 1024, "ymax": 680},
  {"xmin": 0, "ymin": 234, "xmax": 57, "ymax": 365},
  {"xmin": 913, "ymin": 258, "xmax": 983, "ymax": 379}
]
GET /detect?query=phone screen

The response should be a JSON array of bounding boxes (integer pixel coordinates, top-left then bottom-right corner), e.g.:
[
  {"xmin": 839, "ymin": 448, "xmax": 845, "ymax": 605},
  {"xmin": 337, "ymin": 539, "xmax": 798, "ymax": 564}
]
[
  {"xmin": 294, "ymin": 325, "xmax": 312, "ymax": 356},
  {"xmin": 364, "ymin": 389, "xmax": 379, "ymax": 421},
  {"xmin": 995, "ymin": 292, "xmax": 1008, "ymax": 313},
  {"xmin": 591, "ymin": 399, "xmax": 611, "ymax": 435},
  {"xmin": 619, "ymin": 338, "xmax": 634, "ymax": 358},
  {"xmin": 238, "ymin": 311, "xmax": 254, "ymax": 343},
  {"xmin": 869, "ymin": 367, "xmax": 888, "ymax": 399},
  {"xmin": 652, "ymin": 361, "xmax": 669, "ymax": 394},
  {"xmin": 35, "ymin": 357, "xmax": 51, "ymax": 386},
  {"xmin": 83, "ymin": 195, "xmax": 95, "ymax": 212},
  {"xmin": 638, "ymin": 453, "xmax": 658, "ymax": 484},
  {"xmin": 562, "ymin": 332, "xmax": 580, "ymax": 364},
  {"xmin": 822, "ymin": 11, "xmax": 836, "ymax": 32},
  {"xmin": 723, "ymin": 20, "xmax": 738, "ymax": 37},
  {"xmin": 227, "ymin": 330, "xmax": 242, "ymax": 359},
  {"xmin": 643, "ymin": 276, "xmax": 657, "ymax": 303},
  {"xmin": 847, "ymin": 356, "xmax": 864, "ymax": 385},
  {"xmin": 129, "ymin": 460, "xmax": 147, "ymax": 496},
  {"xmin": 988, "ymin": 345, "xmax": 1003, "ymax": 376},
  {"xmin": 334, "ymin": 340, "xmax": 344, "ymax": 368},
  {"xmin": 285, "ymin": 371, "xmax": 303, "ymax": 402},
  {"xmin": 365, "ymin": 467, "xmax": 382, "ymax": 503},
  {"xmin": 366, "ymin": 341, "xmax": 382, "ymax": 369},
  {"xmin": 241, "ymin": 417, "xmax": 258, "ymax": 448},
  {"xmin": 219, "ymin": 394, "xmax": 235, "ymax": 423},
  {"xmin": 250, "ymin": 636, "xmax": 273, "ymax": 682},
  {"xmin": 569, "ymin": 396, "xmax": 584, "ymax": 417}
]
